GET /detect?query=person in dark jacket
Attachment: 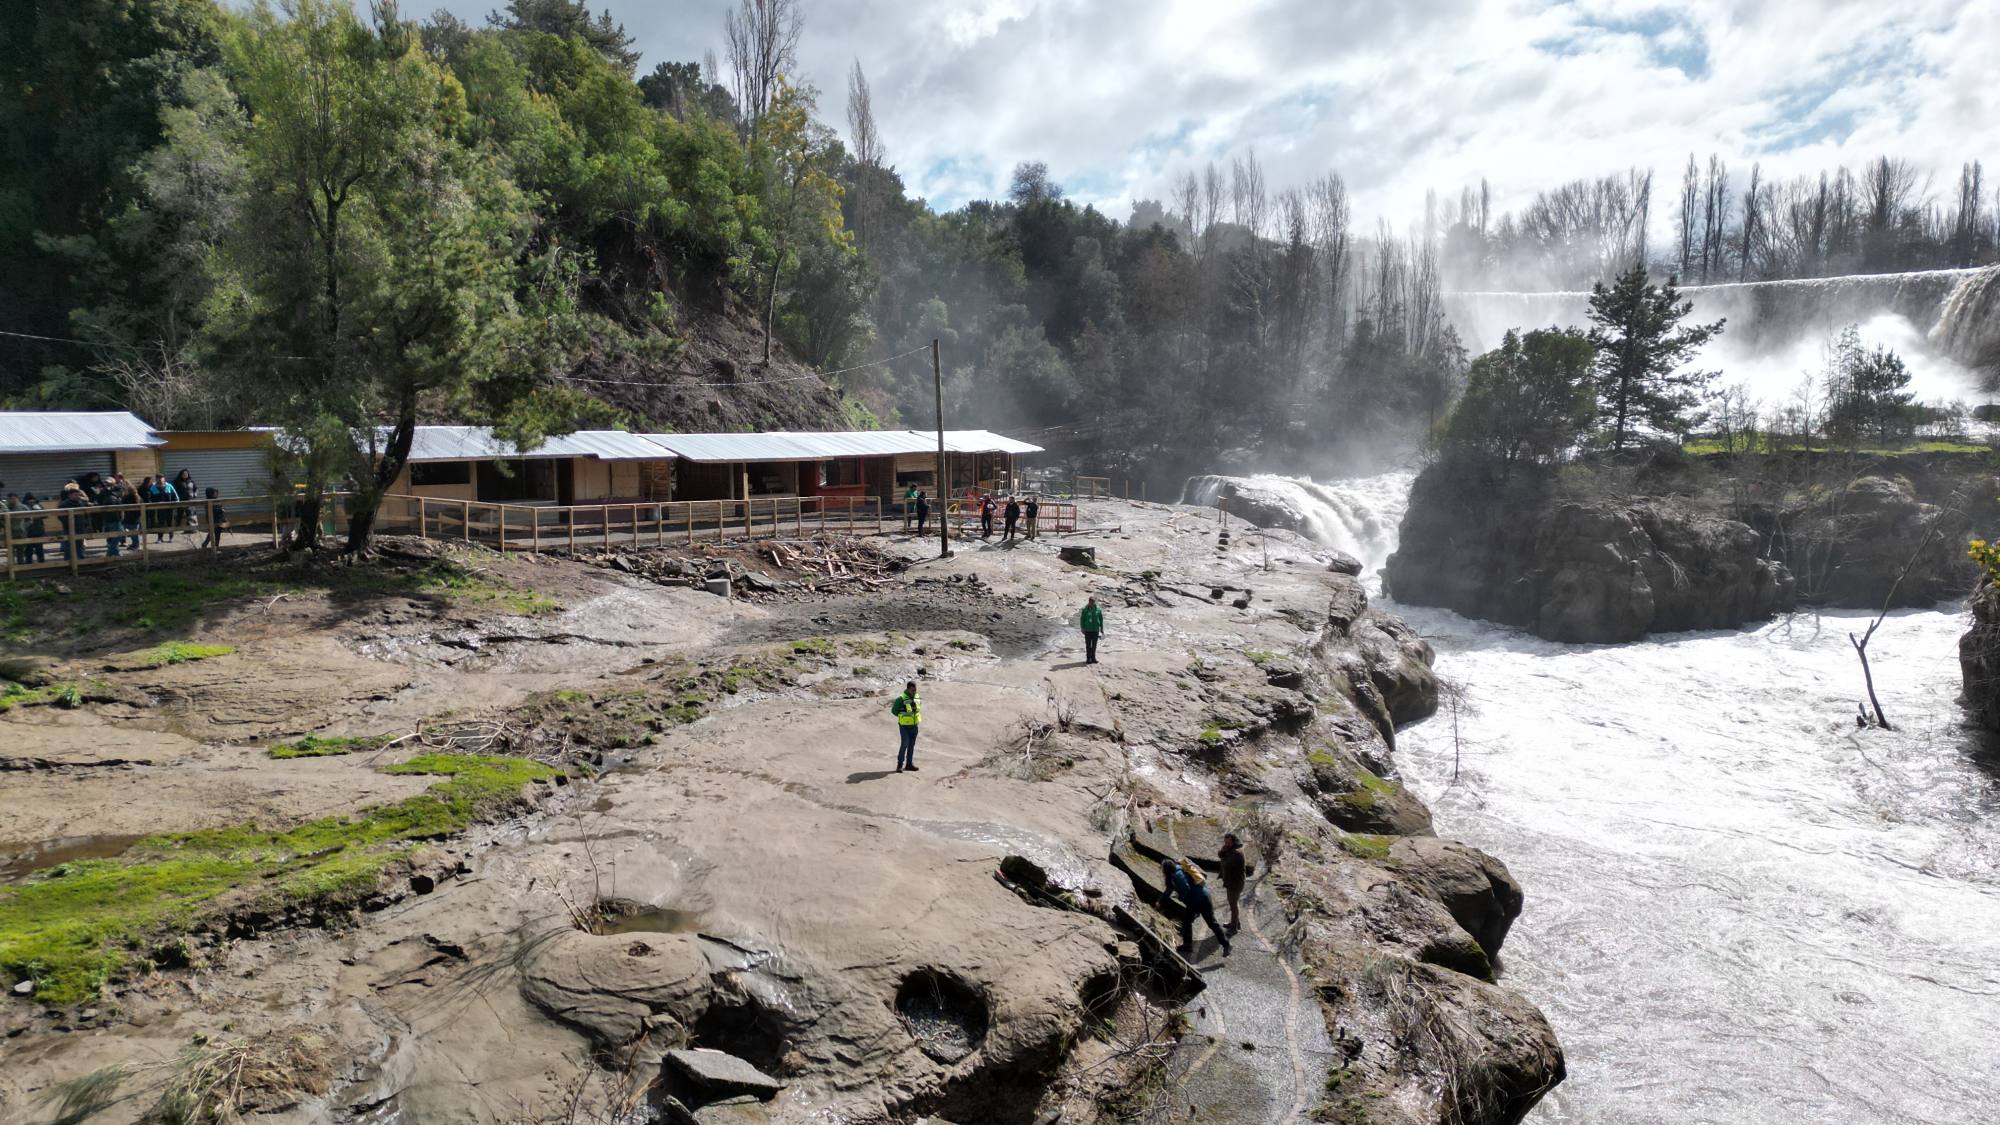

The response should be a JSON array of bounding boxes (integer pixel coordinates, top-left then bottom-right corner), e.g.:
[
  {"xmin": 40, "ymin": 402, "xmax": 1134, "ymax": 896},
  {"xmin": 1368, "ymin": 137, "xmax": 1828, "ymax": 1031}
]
[
  {"xmin": 20, "ymin": 494, "xmax": 47, "ymax": 564},
  {"xmin": 85, "ymin": 474, "xmax": 122, "ymax": 557},
  {"xmin": 1079, "ymin": 596, "xmax": 1103, "ymax": 664},
  {"xmin": 1219, "ymin": 833, "xmax": 1253, "ymax": 933},
  {"xmin": 1161, "ymin": 857, "xmax": 1231, "ymax": 958},
  {"xmin": 4, "ymin": 493, "xmax": 24, "ymax": 565},
  {"xmin": 980, "ymin": 494, "xmax": 996, "ymax": 538},
  {"xmin": 57, "ymin": 485, "xmax": 91, "ymax": 559},
  {"xmin": 203, "ymin": 487, "xmax": 227, "ymax": 550},
  {"xmin": 1024, "ymin": 495, "xmax": 1040, "ymax": 539},
  {"xmin": 173, "ymin": 469, "xmax": 196, "ymax": 537},
  {"xmin": 889, "ymin": 680, "xmax": 921, "ymax": 772},
  {"xmin": 1003, "ymin": 496, "xmax": 1021, "ymax": 541},
  {"xmin": 113, "ymin": 474, "xmax": 141, "ymax": 550},
  {"xmin": 914, "ymin": 491, "xmax": 930, "ymax": 534}
]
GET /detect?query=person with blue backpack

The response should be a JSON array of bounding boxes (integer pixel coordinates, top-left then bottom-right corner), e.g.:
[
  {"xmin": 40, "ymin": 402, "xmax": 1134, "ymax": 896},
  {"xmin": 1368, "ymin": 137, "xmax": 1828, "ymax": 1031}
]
[
  {"xmin": 1161, "ymin": 856, "xmax": 1231, "ymax": 959},
  {"xmin": 890, "ymin": 680, "xmax": 921, "ymax": 772}
]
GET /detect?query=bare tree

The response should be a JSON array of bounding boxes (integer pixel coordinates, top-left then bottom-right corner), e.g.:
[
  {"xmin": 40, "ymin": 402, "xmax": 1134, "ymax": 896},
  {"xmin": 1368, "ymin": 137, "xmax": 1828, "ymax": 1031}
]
[
  {"xmin": 1678, "ymin": 153, "xmax": 1700, "ymax": 278},
  {"xmin": 845, "ymin": 59, "xmax": 883, "ymax": 167},
  {"xmin": 724, "ymin": 0, "xmax": 802, "ymax": 136},
  {"xmin": 1850, "ymin": 512, "xmax": 1950, "ymax": 730},
  {"xmin": 1168, "ymin": 169, "xmax": 1199, "ymax": 243},
  {"xmin": 1305, "ymin": 172, "xmax": 1351, "ymax": 350},
  {"xmin": 1738, "ymin": 163, "xmax": 1765, "ymax": 280}
]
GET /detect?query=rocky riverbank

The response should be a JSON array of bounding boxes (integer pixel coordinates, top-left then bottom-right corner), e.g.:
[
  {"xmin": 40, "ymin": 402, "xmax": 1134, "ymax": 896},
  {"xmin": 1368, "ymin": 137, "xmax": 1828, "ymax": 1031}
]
[
  {"xmin": 1371, "ymin": 449, "xmax": 1995, "ymax": 643},
  {"xmin": 0, "ymin": 501, "xmax": 1560, "ymax": 1124}
]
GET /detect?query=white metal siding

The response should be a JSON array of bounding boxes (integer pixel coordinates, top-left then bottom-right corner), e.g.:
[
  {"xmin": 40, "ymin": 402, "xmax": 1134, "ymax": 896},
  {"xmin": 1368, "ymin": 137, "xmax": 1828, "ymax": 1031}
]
[
  {"xmin": 159, "ymin": 448, "xmax": 274, "ymax": 499},
  {"xmin": 0, "ymin": 452, "xmax": 115, "ymax": 501}
]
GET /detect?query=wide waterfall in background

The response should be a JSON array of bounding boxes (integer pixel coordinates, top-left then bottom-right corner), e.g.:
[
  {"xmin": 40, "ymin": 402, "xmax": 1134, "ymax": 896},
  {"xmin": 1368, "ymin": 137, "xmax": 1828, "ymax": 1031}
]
[
  {"xmin": 1446, "ymin": 266, "xmax": 2000, "ymax": 405},
  {"xmin": 1252, "ymin": 469, "xmax": 2000, "ymax": 1124}
]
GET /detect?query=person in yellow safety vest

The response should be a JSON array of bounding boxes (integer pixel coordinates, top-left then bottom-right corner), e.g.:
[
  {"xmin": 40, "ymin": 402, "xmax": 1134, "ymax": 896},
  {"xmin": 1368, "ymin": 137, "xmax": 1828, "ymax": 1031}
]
[{"xmin": 891, "ymin": 680, "xmax": 921, "ymax": 772}]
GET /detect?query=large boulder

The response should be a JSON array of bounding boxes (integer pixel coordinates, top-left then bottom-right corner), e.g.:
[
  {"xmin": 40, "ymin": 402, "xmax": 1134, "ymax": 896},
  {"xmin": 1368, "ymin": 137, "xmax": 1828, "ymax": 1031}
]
[
  {"xmin": 1387, "ymin": 836, "xmax": 1527, "ymax": 959},
  {"xmin": 1961, "ymin": 582, "xmax": 2000, "ymax": 732},
  {"xmin": 1388, "ymin": 464, "xmax": 1796, "ymax": 643},
  {"xmin": 1804, "ymin": 476, "xmax": 1970, "ymax": 607}
]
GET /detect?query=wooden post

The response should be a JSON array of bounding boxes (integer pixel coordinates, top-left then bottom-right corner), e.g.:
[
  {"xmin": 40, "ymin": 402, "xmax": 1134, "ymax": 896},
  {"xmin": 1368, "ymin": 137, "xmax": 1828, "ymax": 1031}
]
[
  {"xmin": 461, "ymin": 500, "xmax": 471, "ymax": 544},
  {"xmin": 932, "ymin": 338, "xmax": 951, "ymax": 558},
  {"xmin": 567, "ymin": 508, "xmax": 576, "ymax": 553},
  {"xmin": 686, "ymin": 503, "xmax": 695, "ymax": 546},
  {"xmin": 137, "ymin": 500, "xmax": 151, "ymax": 569},
  {"xmin": 205, "ymin": 499, "xmax": 218, "ymax": 557},
  {"xmin": 3, "ymin": 505, "xmax": 14, "ymax": 581},
  {"xmin": 656, "ymin": 504, "xmax": 664, "ymax": 548},
  {"xmin": 531, "ymin": 507, "xmax": 540, "ymax": 556},
  {"xmin": 795, "ymin": 499, "xmax": 803, "ymax": 538},
  {"xmin": 419, "ymin": 500, "xmax": 428, "ymax": 541}
]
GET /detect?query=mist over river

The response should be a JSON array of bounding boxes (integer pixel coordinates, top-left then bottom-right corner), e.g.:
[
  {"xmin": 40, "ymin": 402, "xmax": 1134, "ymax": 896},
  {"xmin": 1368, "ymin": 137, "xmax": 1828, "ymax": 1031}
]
[{"xmin": 1270, "ymin": 471, "xmax": 2000, "ymax": 1123}]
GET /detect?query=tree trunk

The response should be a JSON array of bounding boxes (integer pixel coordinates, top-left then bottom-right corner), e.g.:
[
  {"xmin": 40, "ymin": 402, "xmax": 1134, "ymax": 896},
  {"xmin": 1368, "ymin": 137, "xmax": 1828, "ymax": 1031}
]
[
  {"xmin": 349, "ymin": 390, "xmax": 419, "ymax": 557},
  {"xmin": 762, "ymin": 257, "xmax": 781, "ymax": 364},
  {"xmin": 290, "ymin": 496, "xmax": 322, "ymax": 553},
  {"xmin": 1850, "ymin": 629, "xmax": 1890, "ymax": 729}
]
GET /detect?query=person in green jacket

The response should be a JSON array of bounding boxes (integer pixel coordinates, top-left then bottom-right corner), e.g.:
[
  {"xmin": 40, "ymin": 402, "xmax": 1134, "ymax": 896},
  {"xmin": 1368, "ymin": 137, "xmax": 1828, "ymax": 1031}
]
[
  {"xmin": 890, "ymin": 680, "xmax": 921, "ymax": 772},
  {"xmin": 1080, "ymin": 596, "xmax": 1104, "ymax": 664}
]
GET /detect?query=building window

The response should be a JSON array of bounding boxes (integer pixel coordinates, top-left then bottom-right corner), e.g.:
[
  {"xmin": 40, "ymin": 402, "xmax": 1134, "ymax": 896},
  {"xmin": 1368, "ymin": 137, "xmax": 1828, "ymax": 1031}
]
[
  {"xmin": 819, "ymin": 459, "xmax": 862, "ymax": 487},
  {"xmin": 411, "ymin": 461, "xmax": 471, "ymax": 486}
]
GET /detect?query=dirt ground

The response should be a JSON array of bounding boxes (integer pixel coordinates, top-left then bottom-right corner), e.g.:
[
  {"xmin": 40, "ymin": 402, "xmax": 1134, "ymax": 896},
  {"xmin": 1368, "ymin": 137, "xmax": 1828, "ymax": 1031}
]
[{"xmin": 0, "ymin": 504, "xmax": 1559, "ymax": 1125}]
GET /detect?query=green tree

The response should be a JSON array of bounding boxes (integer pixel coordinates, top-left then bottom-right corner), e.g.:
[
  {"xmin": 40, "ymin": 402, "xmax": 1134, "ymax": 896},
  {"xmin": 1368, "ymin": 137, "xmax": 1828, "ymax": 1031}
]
[
  {"xmin": 1441, "ymin": 328, "xmax": 1597, "ymax": 472},
  {"xmin": 486, "ymin": 0, "xmax": 637, "ymax": 72},
  {"xmin": 1824, "ymin": 326, "xmax": 1915, "ymax": 446},
  {"xmin": 752, "ymin": 79, "xmax": 850, "ymax": 363},
  {"xmin": 187, "ymin": 0, "xmax": 574, "ymax": 552},
  {"xmin": 1585, "ymin": 266, "xmax": 1725, "ymax": 450}
]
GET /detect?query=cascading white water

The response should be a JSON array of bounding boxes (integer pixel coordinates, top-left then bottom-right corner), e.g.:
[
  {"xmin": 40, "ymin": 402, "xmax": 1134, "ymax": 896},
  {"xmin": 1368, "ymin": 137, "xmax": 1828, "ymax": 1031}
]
[
  {"xmin": 1445, "ymin": 268, "xmax": 1993, "ymax": 406},
  {"xmin": 1934, "ymin": 266, "xmax": 2000, "ymax": 377},
  {"xmin": 1260, "ymin": 469, "xmax": 2000, "ymax": 1124},
  {"xmin": 1182, "ymin": 470, "xmax": 1414, "ymax": 572}
]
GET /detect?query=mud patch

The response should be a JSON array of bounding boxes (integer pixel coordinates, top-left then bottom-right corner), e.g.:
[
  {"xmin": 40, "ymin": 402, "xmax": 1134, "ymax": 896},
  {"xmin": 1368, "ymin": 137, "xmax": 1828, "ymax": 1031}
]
[
  {"xmin": 745, "ymin": 586, "xmax": 1057, "ymax": 658},
  {"xmin": 0, "ymin": 834, "xmax": 143, "ymax": 881}
]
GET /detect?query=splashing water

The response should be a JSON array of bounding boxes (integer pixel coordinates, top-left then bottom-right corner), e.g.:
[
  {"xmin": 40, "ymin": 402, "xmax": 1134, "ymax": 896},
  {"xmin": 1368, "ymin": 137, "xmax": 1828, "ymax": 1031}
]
[
  {"xmin": 1182, "ymin": 470, "xmax": 1414, "ymax": 572},
  {"xmin": 1260, "ymin": 469, "xmax": 2000, "ymax": 1123}
]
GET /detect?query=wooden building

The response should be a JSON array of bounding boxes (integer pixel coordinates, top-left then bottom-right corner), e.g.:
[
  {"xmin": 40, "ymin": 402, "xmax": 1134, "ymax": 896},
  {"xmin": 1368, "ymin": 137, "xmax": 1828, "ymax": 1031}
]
[
  {"xmin": 646, "ymin": 429, "xmax": 1043, "ymax": 505},
  {"xmin": 386, "ymin": 427, "xmax": 676, "ymax": 506}
]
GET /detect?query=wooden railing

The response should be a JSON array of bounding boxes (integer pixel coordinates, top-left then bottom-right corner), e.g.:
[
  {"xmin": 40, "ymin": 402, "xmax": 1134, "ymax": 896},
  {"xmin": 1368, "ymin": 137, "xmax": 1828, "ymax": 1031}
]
[
  {"xmin": 936, "ymin": 500, "xmax": 1080, "ymax": 535},
  {"xmin": 376, "ymin": 493, "xmax": 885, "ymax": 554},
  {"xmin": 3, "ymin": 493, "xmax": 325, "ymax": 579}
]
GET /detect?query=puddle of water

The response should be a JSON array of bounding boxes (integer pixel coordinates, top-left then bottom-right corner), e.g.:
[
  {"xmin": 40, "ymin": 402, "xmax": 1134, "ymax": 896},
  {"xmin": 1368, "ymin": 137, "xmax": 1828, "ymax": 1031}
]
[
  {"xmin": 601, "ymin": 907, "xmax": 705, "ymax": 935},
  {"xmin": 1, "ymin": 834, "xmax": 144, "ymax": 881}
]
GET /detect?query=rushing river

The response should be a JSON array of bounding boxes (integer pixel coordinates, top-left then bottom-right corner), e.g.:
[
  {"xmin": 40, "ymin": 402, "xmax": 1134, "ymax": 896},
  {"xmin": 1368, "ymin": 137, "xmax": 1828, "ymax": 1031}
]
[{"xmin": 1271, "ymin": 471, "xmax": 2000, "ymax": 1124}]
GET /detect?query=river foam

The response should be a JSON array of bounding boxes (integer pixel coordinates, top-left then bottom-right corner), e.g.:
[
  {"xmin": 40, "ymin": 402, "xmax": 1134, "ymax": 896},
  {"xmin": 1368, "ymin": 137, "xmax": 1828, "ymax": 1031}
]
[{"xmin": 1254, "ymin": 469, "xmax": 2000, "ymax": 1123}]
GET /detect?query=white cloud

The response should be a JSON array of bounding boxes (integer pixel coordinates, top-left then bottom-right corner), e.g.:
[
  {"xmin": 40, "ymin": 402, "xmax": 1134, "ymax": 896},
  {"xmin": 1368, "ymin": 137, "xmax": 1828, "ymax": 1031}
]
[{"xmin": 437, "ymin": 0, "xmax": 1999, "ymax": 229}]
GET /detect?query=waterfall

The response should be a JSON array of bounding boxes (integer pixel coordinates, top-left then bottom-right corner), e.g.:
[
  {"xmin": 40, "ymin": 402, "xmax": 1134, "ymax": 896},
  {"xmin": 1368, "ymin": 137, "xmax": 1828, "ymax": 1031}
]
[
  {"xmin": 1445, "ymin": 267, "xmax": 1992, "ymax": 406},
  {"xmin": 1932, "ymin": 265, "xmax": 2000, "ymax": 382},
  {"xmin": 1182, "ymin": 470, "xmax": 1413, "ymax": 573}
]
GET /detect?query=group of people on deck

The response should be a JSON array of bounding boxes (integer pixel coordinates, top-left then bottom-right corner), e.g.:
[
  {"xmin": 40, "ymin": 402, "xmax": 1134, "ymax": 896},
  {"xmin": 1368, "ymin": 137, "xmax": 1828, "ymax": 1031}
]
[
  {"xmin": 900, "ymin": 485, "xmax": 1042, "ymax": 541},
  {"xmin": 4, "ymin": 469, "xmax": 223, "ymax": 563}
]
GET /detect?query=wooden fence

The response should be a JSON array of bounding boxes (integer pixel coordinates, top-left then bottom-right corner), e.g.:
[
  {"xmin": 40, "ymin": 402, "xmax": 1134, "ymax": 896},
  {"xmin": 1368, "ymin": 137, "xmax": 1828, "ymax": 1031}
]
[
  {"xmin": 3, "ymin": 493, "xmax": 310, "ymax": 579},
  {"xmin": 375, "ymin": 493, "xmax": 885, "ymax": 554}
]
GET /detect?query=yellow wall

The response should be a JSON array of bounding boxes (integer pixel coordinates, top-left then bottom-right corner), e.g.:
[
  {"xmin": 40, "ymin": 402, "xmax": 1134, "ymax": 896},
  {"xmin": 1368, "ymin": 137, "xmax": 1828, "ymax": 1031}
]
[
  {"xmin": 114, "ymin": 449, "xmax": 160, "ymax": 478},
  {"xmin": 572, "ymin": 459, "xmax": 611, "ymax": 501},
  {"xmin": 157, "ymin": 431, "xmax": 275, "ymax": 452},
  {"xmin": 386, "ymin": 464, "xmax": 476, "ymax": 502}
]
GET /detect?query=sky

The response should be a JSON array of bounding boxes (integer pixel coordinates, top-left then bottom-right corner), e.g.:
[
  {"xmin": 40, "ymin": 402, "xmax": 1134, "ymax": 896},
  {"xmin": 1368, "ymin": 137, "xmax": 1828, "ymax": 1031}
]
[{"xmin": 437, "ymin": 0, "xmax": 2000, "ymax": 231}]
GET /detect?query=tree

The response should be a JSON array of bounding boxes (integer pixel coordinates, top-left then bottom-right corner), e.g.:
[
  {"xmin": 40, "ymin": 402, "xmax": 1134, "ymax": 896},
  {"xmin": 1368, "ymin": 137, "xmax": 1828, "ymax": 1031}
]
[
  {"xmin": 1586, "ymin": 267, "xmax": 1725, "ymax": 450},
  {"xmin": 845, "ymin": 60, "xmax": 883, "ymax": 168},
  {"xmin": 752, "ymin": 79, "xmax": 848, "ymax": 363},
  {"xmin": 1824, "ymin": 326, "xmax": 1915, "ymax": 446},
  {"xmin": 190, "ymin": 0, "xmax": 574, "ymax": 553},
  {"xmin": 1441, "ymin": 328, "xmax": 1596, "ymax": 472},
  {"xmin": 724, "ymin": 0, "xmax": 802, "ymax": 137},
  {"xmin": 487, "ymin": 0, "xmax": 637, "ymax": 72}
]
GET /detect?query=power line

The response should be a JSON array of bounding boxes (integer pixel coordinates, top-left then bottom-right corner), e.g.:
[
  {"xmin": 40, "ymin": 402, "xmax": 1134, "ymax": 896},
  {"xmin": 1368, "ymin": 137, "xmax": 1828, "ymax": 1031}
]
[
  {"xmin": 0, "ymin": 328, "xmax": 317, "ymax": 362},
  {"xmin": 561, "ymin": 344, "xmax": 934, "ymax": 390}
]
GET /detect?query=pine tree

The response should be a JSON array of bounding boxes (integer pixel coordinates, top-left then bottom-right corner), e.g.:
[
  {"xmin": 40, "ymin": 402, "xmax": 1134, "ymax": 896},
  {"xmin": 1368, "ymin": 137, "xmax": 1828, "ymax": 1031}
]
[{"xmin": 1586, "ymin": 267, "xmax": 1725, "ymax": 450}]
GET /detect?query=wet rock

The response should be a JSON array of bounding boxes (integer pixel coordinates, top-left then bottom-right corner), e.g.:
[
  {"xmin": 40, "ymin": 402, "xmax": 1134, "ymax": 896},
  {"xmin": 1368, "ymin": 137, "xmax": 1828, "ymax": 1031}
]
[
  {"xmin": 1302, "ymin": 744, "xmax": 1434, "ymax": 837},
  {"xmin": 12, "ymin": 980, "xmax": 33, "ymax": 995},
  {"xmin": 519, "ymin": 930, "xmax": 715, "ymax": 1049},
  {"xmin": 1325, "ymin": 550, "xmax": 1364, "ymax": 576},
  {"xmin": 703, "ymin": 576, "xmax": 733, "ymax": 598},
  {"xmin": 663, "ymin": 1048, "xmax": 784, "ymax": 1100},
  {"xmin": 1960, "ymin": 582, "xmax": 2000, "ymax": 731},
  {"xmin": 1058, "ymin": 546, "xmax": 1097, "ymax": 567},
  {"xmin": 1388, "ymin": 836, "xmax": 1527, "ymax": 958}
]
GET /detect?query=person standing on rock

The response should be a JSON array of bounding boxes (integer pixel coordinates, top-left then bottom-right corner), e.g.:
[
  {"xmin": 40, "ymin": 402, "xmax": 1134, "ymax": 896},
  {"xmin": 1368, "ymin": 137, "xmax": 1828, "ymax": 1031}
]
[
  {"xmin": 1219, "ymin": 833, "xmax": 1252, "ymax": 933},
  {"xmin": 1161, "ymin": 857, "xmax": 1230, "ymax": 958},
  {"xmin": 890, "ymin": 679, "xmax": 921, "ymax": 772},
  {"xmin": 1025, "ymin": 495, "xmax": 1040, "ymax": 539},
  {"xmin": 1079, "ymin": 596, "xmax": 1104, "ymax": 664},
  {"xmin": 1003, "ymin": 496, "xmax": 1021, "ymax": 541}
]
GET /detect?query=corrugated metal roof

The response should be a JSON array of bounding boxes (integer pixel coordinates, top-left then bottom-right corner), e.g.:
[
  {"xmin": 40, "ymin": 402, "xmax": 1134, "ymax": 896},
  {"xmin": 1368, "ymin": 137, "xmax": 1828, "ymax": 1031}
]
[
  {"xmin": 941, "ymin": 429, "xmax": 1044, "ymax": 455},
  {"xmin": 0, "ymin": 411, "xmax": 163, "ymax": 453},
  {"xmin": 643, "ymin": 429, "xmax": 1043, "ymax": 462},
  {"xmin": 405, "ymin": 426, "xmax": 673, "ymax": 462}
]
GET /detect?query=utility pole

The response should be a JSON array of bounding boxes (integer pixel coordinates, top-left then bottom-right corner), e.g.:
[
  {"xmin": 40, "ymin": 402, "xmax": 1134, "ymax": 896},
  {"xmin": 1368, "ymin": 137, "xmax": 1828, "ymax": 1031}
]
[{"xmin": 932, "ymin": 338, "xmax": 952, "ymax": 558}]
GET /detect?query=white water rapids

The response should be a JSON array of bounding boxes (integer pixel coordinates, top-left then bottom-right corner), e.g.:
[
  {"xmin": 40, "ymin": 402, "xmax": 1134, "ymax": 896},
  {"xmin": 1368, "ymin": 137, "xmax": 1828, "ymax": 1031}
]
[{"xmin": 1256, "ymin": 470, "xmax": 2000, "ymax": 1123}]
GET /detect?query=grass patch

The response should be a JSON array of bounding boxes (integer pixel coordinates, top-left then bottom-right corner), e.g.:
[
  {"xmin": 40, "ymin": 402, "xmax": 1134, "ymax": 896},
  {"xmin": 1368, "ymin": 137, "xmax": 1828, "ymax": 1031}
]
[
  {"xmin": 268, "ymin": 733, "xmax": 390, "ymax": 759},
  {"xmin": 141, "ymin": 641, "xmax": 235, "ymax": 667},
  {"xmin": 1198, "ymin": 725, "xmax": 1224, "ymax": 745},
  {"xmin": 0, "ymin": 753, "xmax": 555, "ymax": 1004},
  {"xmin": 1684, "ymin": 434, "xmax": 1991, "ymax": 456},
  {"xmin": 1336, "ymin": 833, "xmax": 1396, "ymax": 862},
  {"xmin": 1245, "ymin": 649, "xmax": 1276, "ymax": 665},
  {"xmin": 0, "ymin": 680, "xmax": 84, "ymax": 712},
  {"xmin": 789, "ymin": 637, "xmax": 836, "ymax": 656},
  {"xmin": 113, "ymin": 572, "xmax": 269, "ymax": 632}
]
